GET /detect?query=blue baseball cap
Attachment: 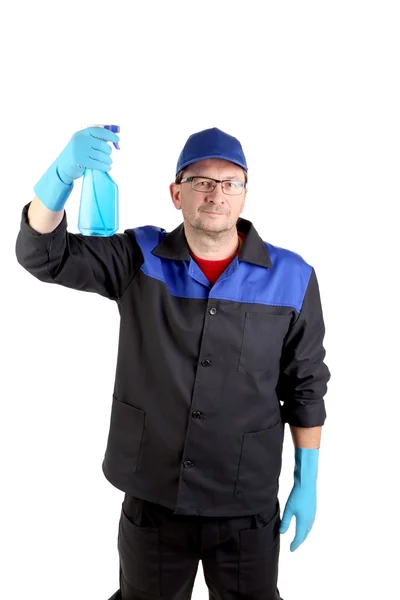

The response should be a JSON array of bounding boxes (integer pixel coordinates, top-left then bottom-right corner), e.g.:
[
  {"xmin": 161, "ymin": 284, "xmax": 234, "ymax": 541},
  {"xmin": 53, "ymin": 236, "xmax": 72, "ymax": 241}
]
[{"xmin": 176, "ymin": 127, "xmax": 248, "ymax": 176}]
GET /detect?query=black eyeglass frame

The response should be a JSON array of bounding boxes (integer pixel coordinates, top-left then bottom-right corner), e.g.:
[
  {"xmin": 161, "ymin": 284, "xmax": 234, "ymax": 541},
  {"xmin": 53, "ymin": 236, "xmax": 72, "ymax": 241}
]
[{"xmin": 180, "ymin": 175, "xmax": 247, "ymax": 194}]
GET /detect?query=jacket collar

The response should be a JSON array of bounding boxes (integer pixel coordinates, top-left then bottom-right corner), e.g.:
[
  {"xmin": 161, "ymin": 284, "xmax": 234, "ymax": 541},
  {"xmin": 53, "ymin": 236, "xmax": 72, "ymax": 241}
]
[{"xmin": 152, "ymin": 217, "xmax": 272, "ymax": 269}]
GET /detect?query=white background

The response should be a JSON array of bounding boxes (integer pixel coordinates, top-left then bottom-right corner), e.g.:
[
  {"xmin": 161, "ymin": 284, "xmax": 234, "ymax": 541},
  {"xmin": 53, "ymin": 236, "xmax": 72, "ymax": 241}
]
[{"xmin": 1, "ymin": 1, "xmax": 399, "ymax": 599}]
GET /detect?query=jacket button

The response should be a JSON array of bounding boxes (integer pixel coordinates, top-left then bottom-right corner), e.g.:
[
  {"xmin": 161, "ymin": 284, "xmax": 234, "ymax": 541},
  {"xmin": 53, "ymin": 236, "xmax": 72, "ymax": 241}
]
[
  {"xmin": 209, "ymin": 308, "xmax": 217, "ymax": 315},
  {"xmin": 192, "ymin": 411, "xmax": 202, "ymax": 418},
  {"xmin": 201, "ymin": 359, "xmax": 211, "ymax": 367},
  {"xmin": 183, "ymin": 460, "xmax": 193, "ymax": 468}
]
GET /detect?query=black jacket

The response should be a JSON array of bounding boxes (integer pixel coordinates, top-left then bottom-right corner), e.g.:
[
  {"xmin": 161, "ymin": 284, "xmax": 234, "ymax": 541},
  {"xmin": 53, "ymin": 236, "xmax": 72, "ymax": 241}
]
[{"xmin": 16, "ymin": 203, "xmax": 330, "ymax": 517}]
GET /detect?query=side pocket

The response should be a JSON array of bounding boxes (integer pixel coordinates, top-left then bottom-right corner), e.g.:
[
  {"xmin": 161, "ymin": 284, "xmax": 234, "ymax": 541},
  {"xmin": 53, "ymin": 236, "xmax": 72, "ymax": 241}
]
[
  {"xmin": 239, "ymin": 504, "xmax": 281, "ymax": 596},
  {"xmin": 118, "ymin": 505, "xmax": 161, "ymax": 597},
  {"xmin": 103, "ymin": 395, "xmax": 145, "ymax": 475}
]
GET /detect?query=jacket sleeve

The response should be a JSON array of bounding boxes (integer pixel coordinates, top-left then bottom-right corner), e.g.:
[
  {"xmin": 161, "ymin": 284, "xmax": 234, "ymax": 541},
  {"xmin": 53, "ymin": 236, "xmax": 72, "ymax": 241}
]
[
  {"xmin": 276, "ymin": 266, "xmax": 331, "ymax": 427},
  {"xmin": 15, "ymin": 202, "xmax": 143, "ymax": 300}
]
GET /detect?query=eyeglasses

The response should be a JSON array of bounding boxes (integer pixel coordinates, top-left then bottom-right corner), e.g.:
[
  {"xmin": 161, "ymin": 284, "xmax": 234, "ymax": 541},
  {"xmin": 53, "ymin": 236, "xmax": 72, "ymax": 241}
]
[{"xmin": 180, "ymin": 176, "xmax": 247, "ymax": 196}]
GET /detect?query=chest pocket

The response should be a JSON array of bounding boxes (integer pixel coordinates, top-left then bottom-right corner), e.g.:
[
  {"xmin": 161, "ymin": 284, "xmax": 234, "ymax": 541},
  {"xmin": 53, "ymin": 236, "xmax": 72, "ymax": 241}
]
[{"xmin": 238, "ymin": 312, "xmax": 292, "ymax": 373}]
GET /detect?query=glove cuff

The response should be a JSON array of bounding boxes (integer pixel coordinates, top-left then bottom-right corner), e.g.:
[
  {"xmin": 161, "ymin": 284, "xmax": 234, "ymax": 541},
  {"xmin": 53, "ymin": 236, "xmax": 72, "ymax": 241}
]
[
  {"xmin": 34, "ymin": 160, "xmax": 74, "ymax": 212},
  {"xmin": 294, "ymin": 447, "xmax": 319, "ymax": 485}
]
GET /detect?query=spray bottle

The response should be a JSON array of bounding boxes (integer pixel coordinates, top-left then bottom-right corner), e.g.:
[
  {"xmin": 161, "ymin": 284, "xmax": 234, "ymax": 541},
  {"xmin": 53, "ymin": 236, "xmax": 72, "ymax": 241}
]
[{"xmin": 78, "ymin": 124, "xmax": 120, "ymax": 236}]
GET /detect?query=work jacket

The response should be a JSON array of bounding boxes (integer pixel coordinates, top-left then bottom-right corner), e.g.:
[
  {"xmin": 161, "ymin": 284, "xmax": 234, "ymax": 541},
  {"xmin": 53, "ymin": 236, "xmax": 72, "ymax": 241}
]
[{"xmin": 16, "ymin": 203, "xmax": 330, "ymax": 517}]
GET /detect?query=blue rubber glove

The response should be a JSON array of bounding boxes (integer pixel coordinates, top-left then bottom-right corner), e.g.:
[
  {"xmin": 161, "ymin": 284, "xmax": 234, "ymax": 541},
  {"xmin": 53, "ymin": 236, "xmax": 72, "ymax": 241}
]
[
  {"xmin": 279, "ymin": 447, "xmax": 319, "ymax": 552},
  {"xmin": 34, "ymin": 126, "xmax": 120, "ymax": 212}
]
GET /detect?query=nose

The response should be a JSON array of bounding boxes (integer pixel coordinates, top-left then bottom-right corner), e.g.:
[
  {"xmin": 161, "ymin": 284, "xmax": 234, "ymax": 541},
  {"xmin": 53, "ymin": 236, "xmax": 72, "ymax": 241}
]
[{"xmin": 207, "ymin": 182, "xmax": 225, "ymax": 200}]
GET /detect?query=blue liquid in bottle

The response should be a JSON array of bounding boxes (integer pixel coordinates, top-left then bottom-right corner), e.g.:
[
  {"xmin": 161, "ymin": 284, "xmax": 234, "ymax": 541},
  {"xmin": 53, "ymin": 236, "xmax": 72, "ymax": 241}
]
[{"xmin": 78, "ymin": 124, "xmax": 120, "ymax": 236}]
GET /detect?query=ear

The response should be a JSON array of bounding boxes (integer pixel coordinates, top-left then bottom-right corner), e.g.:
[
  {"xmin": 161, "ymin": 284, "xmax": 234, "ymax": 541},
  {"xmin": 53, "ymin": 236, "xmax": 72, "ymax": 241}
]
[
  {"xmin": 170, "ymin": 183, "xmax": 182, "ymax": 210},
  {"xmin": 240, "ymin": 188, "xmax": 247, "ymax": 213}
]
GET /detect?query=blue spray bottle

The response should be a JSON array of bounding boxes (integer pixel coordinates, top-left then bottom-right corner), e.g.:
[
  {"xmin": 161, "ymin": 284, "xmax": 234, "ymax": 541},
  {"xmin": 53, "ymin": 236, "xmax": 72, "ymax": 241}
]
[{"xmin": 78, "ymin": 124, "xmax": 120, "ymax": 236}]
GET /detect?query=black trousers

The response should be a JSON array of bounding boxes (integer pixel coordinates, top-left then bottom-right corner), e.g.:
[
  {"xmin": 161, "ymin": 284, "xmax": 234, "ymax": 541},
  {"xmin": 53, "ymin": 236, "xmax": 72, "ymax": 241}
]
[{"xmin": 108, "ymin": 494, "xmax": 284, "ymax": 600}]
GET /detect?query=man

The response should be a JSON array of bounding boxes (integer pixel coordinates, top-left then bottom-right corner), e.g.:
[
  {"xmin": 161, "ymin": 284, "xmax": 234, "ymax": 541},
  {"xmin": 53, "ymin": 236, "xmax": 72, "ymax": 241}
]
[{"xmin": 15, "ymin": 126, "xmax": 331, "ymax": 600}]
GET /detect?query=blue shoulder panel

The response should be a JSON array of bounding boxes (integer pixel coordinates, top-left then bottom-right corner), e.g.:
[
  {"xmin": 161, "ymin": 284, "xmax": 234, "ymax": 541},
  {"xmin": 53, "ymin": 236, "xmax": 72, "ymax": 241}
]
[{"xmin": 133, "ymin": 226, "xmax": 312, "ymax": 314}]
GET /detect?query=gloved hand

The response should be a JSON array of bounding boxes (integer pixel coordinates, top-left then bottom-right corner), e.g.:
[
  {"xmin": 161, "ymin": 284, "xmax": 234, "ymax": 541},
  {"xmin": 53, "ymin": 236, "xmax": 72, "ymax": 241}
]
[
  {"xmin": 34, "ymin": 126, "xmax": 120, "ymax": 212},
  {"xmin": 279, "ymin": 447, "xmax": 319, "ymax": 552}
]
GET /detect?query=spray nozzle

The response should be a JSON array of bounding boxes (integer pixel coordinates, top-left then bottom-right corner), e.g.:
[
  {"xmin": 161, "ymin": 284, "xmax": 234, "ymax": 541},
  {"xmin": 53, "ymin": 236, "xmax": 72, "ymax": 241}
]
[
  {"xmin": 104, "ymin": 125, "xmax": 120, "ymax": 149},
  {"xmin": 80, "ymin": 124, "xmax": 120, "ymax": 149}
]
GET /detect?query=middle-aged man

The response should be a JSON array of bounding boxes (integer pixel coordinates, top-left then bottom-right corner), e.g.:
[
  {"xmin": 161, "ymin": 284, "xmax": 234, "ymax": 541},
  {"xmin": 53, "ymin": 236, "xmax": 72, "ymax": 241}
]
[{"xmin": 15, "ymin": 125, "xmax": 331, "ymax": 600}]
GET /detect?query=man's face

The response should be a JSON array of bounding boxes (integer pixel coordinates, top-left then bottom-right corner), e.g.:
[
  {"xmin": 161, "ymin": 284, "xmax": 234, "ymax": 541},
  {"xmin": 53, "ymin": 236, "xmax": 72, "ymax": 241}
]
[{"xmin": 170, "ymin": 158, "xmax": 247, "ymax": 235}]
